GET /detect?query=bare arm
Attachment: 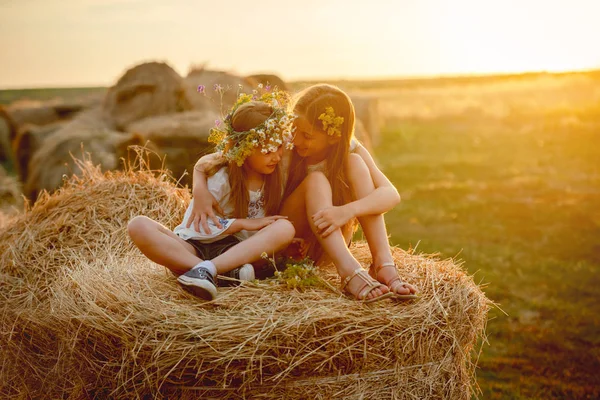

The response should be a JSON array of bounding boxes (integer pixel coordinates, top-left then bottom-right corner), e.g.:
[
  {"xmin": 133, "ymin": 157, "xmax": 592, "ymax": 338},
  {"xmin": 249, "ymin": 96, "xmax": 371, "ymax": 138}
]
[
  {"xmin": 186, "ymin": 152, "xmax": 226, "ymax": 233},
  {"xmin": 224, "ymin": 216, "xmax": 288, "ymax": 234}
]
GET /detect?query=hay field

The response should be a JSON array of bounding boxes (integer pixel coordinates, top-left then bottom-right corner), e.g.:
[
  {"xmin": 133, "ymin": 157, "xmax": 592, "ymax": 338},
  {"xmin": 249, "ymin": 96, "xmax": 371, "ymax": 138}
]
[{"xmin": 336, "ymin": 71, "xmax": 599, "ymax": 399}]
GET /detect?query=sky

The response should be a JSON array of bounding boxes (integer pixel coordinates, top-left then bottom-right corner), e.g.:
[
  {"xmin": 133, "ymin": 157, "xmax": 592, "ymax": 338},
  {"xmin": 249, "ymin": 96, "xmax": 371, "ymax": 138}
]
[{"xmin": 0, "ymin": 0, "xmax": 599, "ymax": 88}]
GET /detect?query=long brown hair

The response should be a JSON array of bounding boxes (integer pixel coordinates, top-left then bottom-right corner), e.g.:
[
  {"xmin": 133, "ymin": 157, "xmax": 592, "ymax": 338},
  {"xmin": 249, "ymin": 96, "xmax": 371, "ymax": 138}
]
[
  {"xmin": 284, "ymin": 84, "xmax": 356, "ymax": 208},
  {"xmin": 209, "ymin": 101, "xmax": 283, "ymax": 218}
]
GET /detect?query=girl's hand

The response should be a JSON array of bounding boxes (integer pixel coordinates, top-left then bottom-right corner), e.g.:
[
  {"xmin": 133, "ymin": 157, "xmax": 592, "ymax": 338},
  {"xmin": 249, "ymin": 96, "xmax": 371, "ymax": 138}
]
[
  {"xmin": 186, "ymin": 192, "xmax": 225, "ymax": 234},
  {"xmin": 312, "ymin": 205, "xmax": 353, "ymax": 238},
  {"xmin": 282, "ymin": 238, "xmax": 308, "ymax": 260},
  {"xmin": 243, "ymin": 215, "xmax": 288, "ymax": 232}
]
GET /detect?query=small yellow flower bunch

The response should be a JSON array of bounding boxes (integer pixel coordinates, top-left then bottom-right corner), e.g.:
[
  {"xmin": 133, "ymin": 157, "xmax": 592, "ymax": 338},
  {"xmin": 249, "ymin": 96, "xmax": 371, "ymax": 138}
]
[
  {"xmin": 318, "ymin": 106, "xmax": 344, "ymax": 137},
  {"xmin": 208, "ymin": 87, "xmax": 296, "ymax": 166}
]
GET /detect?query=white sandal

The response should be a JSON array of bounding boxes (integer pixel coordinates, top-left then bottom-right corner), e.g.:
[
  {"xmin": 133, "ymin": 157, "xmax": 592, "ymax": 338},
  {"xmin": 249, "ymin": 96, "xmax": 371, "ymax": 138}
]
[{"xmin": 341, "ymin": 268, "xmax": 394, "ymax": 303}]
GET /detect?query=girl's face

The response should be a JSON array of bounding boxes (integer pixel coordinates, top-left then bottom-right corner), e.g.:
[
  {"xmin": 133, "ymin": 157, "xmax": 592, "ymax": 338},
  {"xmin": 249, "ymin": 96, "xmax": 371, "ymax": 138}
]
[
  {"xmin": 244, "ymin": 145, "xmax": 283, "ymax": 175},
  {"xmin": 292, "ymin": 115, "xmax": 337, "ymax": 163}
]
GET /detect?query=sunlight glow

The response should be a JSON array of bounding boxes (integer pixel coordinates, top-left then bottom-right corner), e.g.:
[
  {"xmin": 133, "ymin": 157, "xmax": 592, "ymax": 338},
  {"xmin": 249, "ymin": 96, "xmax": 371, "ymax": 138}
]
[{"xmin": 0, "ymin": 0, "xmax": 599, "ymax": 87}]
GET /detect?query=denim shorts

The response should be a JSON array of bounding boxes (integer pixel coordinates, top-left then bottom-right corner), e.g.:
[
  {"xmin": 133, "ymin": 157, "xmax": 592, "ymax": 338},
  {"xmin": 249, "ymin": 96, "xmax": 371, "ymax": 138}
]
[{"xmin": 186, "ymin": 235, "xmax": 241, "ymax": 261}]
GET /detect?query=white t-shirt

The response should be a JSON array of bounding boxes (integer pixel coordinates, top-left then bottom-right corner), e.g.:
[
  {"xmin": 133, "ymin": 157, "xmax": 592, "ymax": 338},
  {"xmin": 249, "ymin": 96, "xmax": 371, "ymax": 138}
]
[{"xmin": 173, "ymin": 167, "xmax": 265, "ymax": 243}]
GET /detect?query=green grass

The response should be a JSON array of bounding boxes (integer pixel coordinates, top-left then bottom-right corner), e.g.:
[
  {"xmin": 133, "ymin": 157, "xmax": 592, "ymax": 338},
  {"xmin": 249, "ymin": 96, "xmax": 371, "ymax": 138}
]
[{"xmin": 374, "ymin": 116, "xmax": 600, "ymax": 399}]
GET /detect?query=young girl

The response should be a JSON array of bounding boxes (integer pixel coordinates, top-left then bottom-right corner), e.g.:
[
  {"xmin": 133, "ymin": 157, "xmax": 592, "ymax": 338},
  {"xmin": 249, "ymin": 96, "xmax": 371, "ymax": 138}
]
[
  {"xmin": 193, "ymin": 84, "xmax": 417, "ymax": 303},
  {"xmin": 127, "ymin": 90, "xmax": 296, "ymax": 300}
]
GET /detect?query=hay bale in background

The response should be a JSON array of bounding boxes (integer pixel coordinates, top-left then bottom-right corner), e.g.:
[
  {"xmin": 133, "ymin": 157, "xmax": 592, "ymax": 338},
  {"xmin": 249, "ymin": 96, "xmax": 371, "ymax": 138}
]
[
  {"xmin": 23, "ymin": 109, "xmax": 145, "ymax": 200},
  {"xmin": 0, "ymin": 106, "xmax": 17, "ymax": 164},
  {"xmin": 104, "ymin": 62, "xmax": 192, "ymax": 130},
  {"xmin": 0, "ymin": 162, "xmax": 490, "ymax": 399},
  {"xmin": 350, "ymin": 94, "xmax": 382, "ymax": 147},
  {"xmin": 246, "ymin": 73, "xmax": 289, "ymax": 91},
  {"xmin": 0, "ymin": 165, "xmax": 22, "ymax": 225},
  {"xmin": 354, "ymin": 118, "xmax": 374, "ymax": 154},
  {"xmin": 125, "ymin": 110, "xmax": 218, "ymax": 185},
  {"xmin": 4, "ymin": 100, "xmax": 62, "ymax": 135},
  {"xmin": 185, "ymin": 67, "xmax": 256, "ymax": 114},
  {"xmin": 12, "ymin": 120, "xmax": 66, "ymax": 183},
  {"xmin": 1, "ymin": 96, "xmax": 100, "ymax": 167}
]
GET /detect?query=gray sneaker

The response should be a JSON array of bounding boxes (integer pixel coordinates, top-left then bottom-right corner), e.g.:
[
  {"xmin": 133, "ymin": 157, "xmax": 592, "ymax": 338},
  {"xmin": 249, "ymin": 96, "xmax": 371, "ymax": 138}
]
[
  {"xmin": 218, "ymin": 263, "xmax": 255, "ymax": 287},
  {"xmin": 177, "ymin": 267, "xmax": 218, "ymax": 300}
]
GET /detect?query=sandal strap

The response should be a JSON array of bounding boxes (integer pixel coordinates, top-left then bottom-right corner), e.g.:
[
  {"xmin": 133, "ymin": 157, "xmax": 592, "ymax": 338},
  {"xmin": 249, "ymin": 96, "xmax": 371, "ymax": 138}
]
[
  {"xmin": 372, "ymin": 262, "xmax": 411, "ymax": 289},
  {"xmin": 342, "ymin": 267, "xmax": 385, "ymax": 301},
  {"xmin": 341, "ymin": 267, "xmax": 363, "ymax": 291},
  {"xmin": 372, "ymin": 262, "xmax": 397, "ymax": 275}
]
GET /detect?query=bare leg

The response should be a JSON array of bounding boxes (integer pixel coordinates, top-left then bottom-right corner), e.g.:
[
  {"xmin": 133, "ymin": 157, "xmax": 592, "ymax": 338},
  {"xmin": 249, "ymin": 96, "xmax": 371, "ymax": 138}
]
[
  {"xmin": 128, "ymin": 215, "xmax": 200, "ymax": 276},
  {"xmin": 281, "ymin": 172, "xmax": 389, "ymax": 301},
  {"xmin": 346, "ymin": 154, "xmax": 417, "ymax": 295},
  {"xmin": 211, "ymin": 219, "xmax": 295, "ymax": 274}
]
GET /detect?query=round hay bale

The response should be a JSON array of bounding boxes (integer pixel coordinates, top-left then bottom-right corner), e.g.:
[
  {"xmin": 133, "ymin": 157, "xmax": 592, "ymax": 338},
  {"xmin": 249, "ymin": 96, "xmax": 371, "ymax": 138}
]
[
  {"xmin": 51, "ymin": 101, "xmax": 85, "ymax": 119},
  {"xmin": 246, "ymin": 73, "xmax": 288, "ymax": 91},
  {"xmin": 0, "ymin": 165, "xmax": 490, "ymax": 399},
  {"xmin": 350, "ymin": 94, "xmax": 382, "ymax": 147},
  {"xmin": 6, "ymin": 100, "xmax": 62, "ymax": 134},
  {"xmin": 23, "ymin": 108, "xmax": 145, "ymax": 200},
  {"xmin": 125, "ymin": 110, "xmax": 218, "ymax": 185},
  {"xmin": 12, "ymin": 120, "xmax": 66, "ymax": 183},
  {"xmin": 104, "ymin": 62, "xmax": 192, "ymax": 130},
  {"xmin": 185, "ymin": 68, "xmax": 256, "ymax": 114},
  {"xmin": 0, "ymin": 165, "xmax": 22, "ymax": 216},
  {"xmin": 354, "ymin": 118, "xmax": 374, "ymax": 154},
  {"xmin": 0, "ymin": 106, "xmax": 17, "ymax": 163}
]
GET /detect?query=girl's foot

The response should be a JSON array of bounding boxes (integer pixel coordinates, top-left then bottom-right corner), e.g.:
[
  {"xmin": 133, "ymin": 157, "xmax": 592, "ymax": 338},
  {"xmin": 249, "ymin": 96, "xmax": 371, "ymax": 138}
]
[
  {"xmin": 177, "ymin": 267, "xmax": 218, "ymax": 300},
  {"xmin": 341, "ymin": 268, "xmax": 393, "ymax": 303},
  {"xmin": 370, "ymin": 263, "xmax": 418, "ymax": 298}
]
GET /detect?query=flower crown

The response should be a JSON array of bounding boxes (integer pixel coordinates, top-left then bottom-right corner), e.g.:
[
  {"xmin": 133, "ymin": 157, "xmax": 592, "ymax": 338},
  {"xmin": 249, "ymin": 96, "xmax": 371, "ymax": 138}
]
[
  {"xmin": 318, "ymin": 106, "xmax": 344, "ymax": 137},
  {"xmin": 208, "ymin": 87, "xmax": 296, "ymax": 166}
]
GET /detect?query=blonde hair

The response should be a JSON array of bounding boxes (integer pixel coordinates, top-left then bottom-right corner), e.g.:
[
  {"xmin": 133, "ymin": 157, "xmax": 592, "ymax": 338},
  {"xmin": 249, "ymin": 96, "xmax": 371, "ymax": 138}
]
[
  {"xmin": 209, "ymin": 101, "xmax": 283, "ymax": 218},
  {"xmin": 284, "ymin": 84, "xmax": 356, "ymax": 207}
]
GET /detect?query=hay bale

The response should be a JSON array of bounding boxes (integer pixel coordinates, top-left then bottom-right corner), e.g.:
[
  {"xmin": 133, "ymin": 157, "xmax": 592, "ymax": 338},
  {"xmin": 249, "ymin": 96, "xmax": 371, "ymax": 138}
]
[
  {"xmin": 354, "ymin": 118, "xmax": 374, "ymax": 154},
  {"xmin": 185, "ymin": 67, "xmax": 256, "ymax": 114},
  {"xmin": 125, "ymin": 110, "xmax": 218, "ymax": 185},
  {"xmin": 246, "ymin": 73, "xmax": 289, "ymax": 91},
  {"xmin": 23, "ymin": 108, "xmax": 144, "ymax": 200},
  {"xmin": 0, "ymin": 165, "xmax": 22, "ymax": 216},
  {"xmin": 0, "ymin": 165, "xmax": 490, "ymax": 399},
  {"xmin": 0, "ymin": 106, "xmax": 17, "ymax": 163},
  {"xmin": 5, "ymin": 101, "xmax": 62, "ymax": 134},
  {"xmin": 104, "ymin": 62, "xmax": 192, "ymax": 130},
  {"xmin": 1, "ymin": 100, "xmax": 93, "ymax": 165},
  {"xmin": 350, "ymin": 94, "xmax": 382, "ymax": 147},
  {"xmin": 12, "ymin": 120, "xmax": 66, "ymax": 183}
]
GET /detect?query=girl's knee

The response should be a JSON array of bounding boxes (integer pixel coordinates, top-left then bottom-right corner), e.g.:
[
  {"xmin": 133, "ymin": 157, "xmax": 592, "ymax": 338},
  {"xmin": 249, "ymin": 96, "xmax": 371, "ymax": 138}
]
[
  {"xmin": 127, "ymin": 215, "xmax": 152, "ymax": 239},
  {"xmin": 272, "ymin": 219, "xmax": 295, "ymax": 242}
]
